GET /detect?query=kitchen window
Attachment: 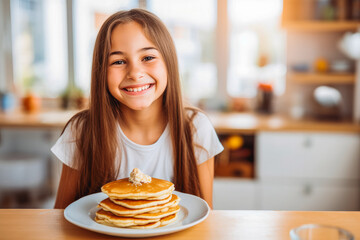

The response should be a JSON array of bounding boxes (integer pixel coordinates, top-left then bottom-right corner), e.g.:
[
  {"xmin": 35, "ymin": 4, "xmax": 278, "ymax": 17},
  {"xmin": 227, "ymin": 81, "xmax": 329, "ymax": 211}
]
[
  {"xmin": 227, "ymin": 0, "xmax": 286, "ymax": 98},
  {"xmin": 10, "ymin": 0, "xmax": 67, "ymax": 96},
  {"xmin": 4, "ymin": 0, "xmax": 285, "ymax": 102}
]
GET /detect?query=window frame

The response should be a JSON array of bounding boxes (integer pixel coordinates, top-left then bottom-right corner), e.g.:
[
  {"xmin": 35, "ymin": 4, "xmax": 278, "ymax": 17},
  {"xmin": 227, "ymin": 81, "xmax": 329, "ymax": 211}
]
[{"xmin": 0, "ymin": 0, "xmax": 14, "ymax": 92}]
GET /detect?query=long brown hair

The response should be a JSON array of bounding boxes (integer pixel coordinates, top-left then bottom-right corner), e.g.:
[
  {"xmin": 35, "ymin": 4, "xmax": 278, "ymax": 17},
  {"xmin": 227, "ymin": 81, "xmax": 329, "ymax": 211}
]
[{"xmin": 65, "ymin": 9, "xmax": 202, "ymax": 200}]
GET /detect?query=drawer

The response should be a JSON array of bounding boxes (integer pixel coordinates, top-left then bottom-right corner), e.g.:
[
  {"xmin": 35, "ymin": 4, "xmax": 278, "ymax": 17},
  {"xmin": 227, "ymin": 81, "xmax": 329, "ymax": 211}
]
[
  {"xmin": 213, "ymin": 178, "xmax": 258, "ymax": 210},
  {"xmin": 256, "ymin": 132, "xmax": 360, "ymax": 180},
  {"xmin": 259, "ymin": 181, "xmax": 360, "ymax": 211}
]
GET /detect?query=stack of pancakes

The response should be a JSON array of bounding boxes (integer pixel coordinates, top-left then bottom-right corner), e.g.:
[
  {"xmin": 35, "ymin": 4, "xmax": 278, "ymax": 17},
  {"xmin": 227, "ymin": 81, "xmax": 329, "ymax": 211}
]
[{"xmin": 95, "ymin": 178, "xmax": 180, "ymax": 229}]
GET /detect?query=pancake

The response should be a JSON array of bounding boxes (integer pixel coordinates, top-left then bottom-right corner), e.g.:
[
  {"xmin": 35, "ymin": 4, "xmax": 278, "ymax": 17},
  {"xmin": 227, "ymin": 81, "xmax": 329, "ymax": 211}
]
[
  {"xmin": 110, "ymin": 194, "xmax": 172, "ymax": 209},
  {"xmin": 148, "ymin": 207, "xmax": 169, "ymax": 214},
  {"xmin": 95, "ymin": 209, "xmax": 158, "ymax": 227},
  {"xmin": 95, "ymin": 208, "xmax": 178, "ymax": 228},
  {"xmin": 96, "ymin": 169, "xmax": 181, "ymax": 229},
  {"xmin": 134, "ymin": 205, "xmax": 180, "ymax": 220},
  {"xmin": 99, "ymin": 194, "xmax": 180, "ymax": 217},
  {"xmin": 101, "ymin": 177, "xmax": 174, "ymax": 200},
  {"xmin": 144, "ymin": 193, "xmax": 172, "ymax": 201},
  {"xmin": 160, "ymin": 213, "xmax": 177, "ymax": 226},
  {"xmin": 128, "ymin": 221, "xmax": 161, "ymax": 229}
]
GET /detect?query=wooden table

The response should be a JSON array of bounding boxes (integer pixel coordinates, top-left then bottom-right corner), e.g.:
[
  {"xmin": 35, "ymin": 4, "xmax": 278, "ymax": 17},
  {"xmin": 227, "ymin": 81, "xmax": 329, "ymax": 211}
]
[{"xmin": 1, "ymin": 210, "xmax": 359, "ymax": 239}]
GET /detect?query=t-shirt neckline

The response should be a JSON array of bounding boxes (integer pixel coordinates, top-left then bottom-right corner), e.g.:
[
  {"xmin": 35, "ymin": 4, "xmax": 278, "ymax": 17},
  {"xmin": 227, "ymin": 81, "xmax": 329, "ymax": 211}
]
[{"xmin": 117, "ymin": 123, "xmax": 170, "ymax": 151}]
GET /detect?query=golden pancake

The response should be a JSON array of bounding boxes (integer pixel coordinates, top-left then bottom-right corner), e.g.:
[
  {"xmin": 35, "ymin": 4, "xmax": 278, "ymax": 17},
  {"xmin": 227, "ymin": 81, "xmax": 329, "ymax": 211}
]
[
  {"xmin": 160, "ymin": 213, "xmax": 178, "ymax": 226},
  {"xmin": 148, "ymin": 207, "xmax": 170, "ymax": 214},
  {"xmin": 95, "ymin": 216, "xmax": 161, "ymax": 229},
  {"xmin": 95, "ymin": 209, "xmax": 178, "ymax": 229},
  {"xmin": 128, "ymin": 221, "xmax": 161, "ymax": 229},
  {"xmin": 99, "ymin": 194, "xmax": 180, "ymax": 217},
  {"xmin": 95, "ymin": 209, "xmax": 158, "ymax": 227},
  {"xmin": 96, "ymin": 169, "xmax": 181, "ymax": 229},
  {"xmin": 110, "ymin": 194, "xmax": 172, "ymax": 209},
  {"xmin": 134, "ymin": 205, "xmax": 180, "ymax": 220},
  {"xmin": 168, "ymin": 200, "xmax": 180, "ymax": 208},
  {"xmin": 144, "ymin": 193, "xmax": 172, "ymax": 200},
  {"xmin": 94, "ymin": 218, "xmax": 116, "ymax": 227},
  {"xmin": 101, "ymin": 177, "xmax": 174, "ymax": 200}
]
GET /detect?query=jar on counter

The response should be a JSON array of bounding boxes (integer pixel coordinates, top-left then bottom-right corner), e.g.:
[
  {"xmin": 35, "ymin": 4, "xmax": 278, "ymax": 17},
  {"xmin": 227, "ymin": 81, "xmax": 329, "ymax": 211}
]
[{"xmin": 256, "ymin": 83, "xmax": 273, "ymax": 114}]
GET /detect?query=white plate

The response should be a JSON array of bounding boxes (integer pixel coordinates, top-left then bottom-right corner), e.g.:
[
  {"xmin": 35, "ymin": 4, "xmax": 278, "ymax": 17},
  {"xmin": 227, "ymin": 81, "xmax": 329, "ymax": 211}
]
[{"xmin": 64, "ymin": 191, "xmax": 210, "ymax": 238}]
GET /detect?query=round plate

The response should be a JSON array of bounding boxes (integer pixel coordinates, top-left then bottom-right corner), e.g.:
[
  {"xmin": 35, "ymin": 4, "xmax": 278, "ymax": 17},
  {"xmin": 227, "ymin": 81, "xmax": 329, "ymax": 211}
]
[{"xmin": 64, "ymin": 191, "xmax": 210, "ymax": 238}]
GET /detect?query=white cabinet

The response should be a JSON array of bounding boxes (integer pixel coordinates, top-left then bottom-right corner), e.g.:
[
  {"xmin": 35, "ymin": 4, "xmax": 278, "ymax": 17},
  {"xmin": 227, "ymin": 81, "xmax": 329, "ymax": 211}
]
[
  {"xmin": 213, "ymin": 131, "xmax": 360, "ymax": 210},
  {"xmin": 259, "ymin": 181, "xmax": 360, "ymax": 211},
  {"xmin": 213, "ymin": 178, "xmax": 258, "ymax": 210},
  {"xmin": 257, "ymin": 132, "xmax": 360, "ymax": 180},
  {"xmin": 256, "ymin": 131, "xmax": 360, "ymax": 211}
]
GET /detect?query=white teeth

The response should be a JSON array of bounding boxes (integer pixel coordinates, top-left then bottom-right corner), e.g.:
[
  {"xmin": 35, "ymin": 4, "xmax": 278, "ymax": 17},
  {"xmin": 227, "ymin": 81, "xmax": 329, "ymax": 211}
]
[{"xmin": 126, "ymin": 84, "xmax": 151, "ymax": 92}]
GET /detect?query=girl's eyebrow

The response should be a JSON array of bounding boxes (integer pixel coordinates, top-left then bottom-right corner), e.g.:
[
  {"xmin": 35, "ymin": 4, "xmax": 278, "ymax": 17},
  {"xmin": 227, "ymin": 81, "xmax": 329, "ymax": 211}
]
[
  {"xmin": 109, "ymin": 47, "xmax": 158, "ymax": 56},
  {"xmin": 139, "ymin": 47, "xmax": 158, "ymax": 52}
]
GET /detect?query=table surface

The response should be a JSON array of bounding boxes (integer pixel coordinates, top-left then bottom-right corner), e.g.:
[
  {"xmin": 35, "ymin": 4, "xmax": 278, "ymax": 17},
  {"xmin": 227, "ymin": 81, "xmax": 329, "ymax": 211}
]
[{"xmin": 1, "ymin": 209, "xmax": 360, "ymax": 240}]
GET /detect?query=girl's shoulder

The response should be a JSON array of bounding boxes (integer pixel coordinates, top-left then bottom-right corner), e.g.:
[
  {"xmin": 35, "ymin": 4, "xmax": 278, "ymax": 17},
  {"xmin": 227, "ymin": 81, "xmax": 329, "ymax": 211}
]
[
  {"xmin": 68, "ymin": 109, "xmax": 90, "ymax": 124},
  {"xmin": 62, "ymin": 109, "xmax": 90, "ymax": 135},
  {"xmin": 185, "ymin": 107, "xmax": 214, "ymax": 131},
  {"xmin": 186, "ymin": 107, "xmax": 224, "ymax": 163}
]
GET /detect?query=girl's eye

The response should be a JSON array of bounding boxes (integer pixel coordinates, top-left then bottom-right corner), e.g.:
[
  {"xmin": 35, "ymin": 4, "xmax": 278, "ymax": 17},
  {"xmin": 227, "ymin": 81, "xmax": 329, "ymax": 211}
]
[
  {"xmin": 143, "ymin": 56, "xmax": 155, "ymax": 62},
  {"xmin": 112, "ymin": 60, "xmax": 126, "ymax": 65}
]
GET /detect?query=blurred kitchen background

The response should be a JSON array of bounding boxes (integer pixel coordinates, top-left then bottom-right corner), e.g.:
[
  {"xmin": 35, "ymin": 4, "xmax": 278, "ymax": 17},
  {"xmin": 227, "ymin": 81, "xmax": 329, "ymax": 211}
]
[{"xmin": 0, "ymin": 0, "xmax": 360, "ymax": 210}]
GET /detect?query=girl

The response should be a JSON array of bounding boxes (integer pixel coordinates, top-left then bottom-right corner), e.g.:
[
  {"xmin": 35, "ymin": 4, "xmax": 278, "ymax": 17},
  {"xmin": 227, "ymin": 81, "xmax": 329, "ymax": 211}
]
[{"xmin": 51, "ymin": 9, "xmax": 223, "ymax": 209}]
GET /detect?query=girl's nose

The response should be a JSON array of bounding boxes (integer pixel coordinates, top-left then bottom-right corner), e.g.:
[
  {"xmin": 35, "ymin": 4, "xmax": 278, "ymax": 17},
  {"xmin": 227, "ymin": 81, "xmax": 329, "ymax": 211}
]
[{"xmin": 127, "ymin": 62, "xmax": 144, "ymax": 81}]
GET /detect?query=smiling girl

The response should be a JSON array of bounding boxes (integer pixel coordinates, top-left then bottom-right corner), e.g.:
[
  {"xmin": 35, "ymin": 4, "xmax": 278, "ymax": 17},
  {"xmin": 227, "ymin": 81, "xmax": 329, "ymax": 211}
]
[{"xmin": 51, "ymin": 9, "xmax": 223, "ymax": 209}]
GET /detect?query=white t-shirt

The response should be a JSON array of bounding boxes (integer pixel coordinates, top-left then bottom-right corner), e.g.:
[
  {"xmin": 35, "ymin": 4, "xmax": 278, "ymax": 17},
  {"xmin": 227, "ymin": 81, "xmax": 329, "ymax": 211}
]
[{"xmin": 51, "ymin": 111, "xmax": 223, "ymax": 182}]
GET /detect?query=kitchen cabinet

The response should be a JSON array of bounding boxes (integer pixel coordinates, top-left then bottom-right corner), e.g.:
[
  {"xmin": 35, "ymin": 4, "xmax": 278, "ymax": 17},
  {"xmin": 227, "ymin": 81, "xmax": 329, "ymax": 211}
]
[
  {"xmin": 257, "ymin": 132, "xmax": 360, "ymax": 180},
  {"xmin": 256, "ymin": 131, "xmax": 360, "ymax": 210},
  {"xmin": 214, "ymin": 131, "xmax": 360, "ymax": 210},
  {"xmin": 213, "ymin": 178, "xmax": 258, "ymax": 210},
  {"xmin": 259, "ymin": 180, "xmax": 360, "ymax": 211},
  {"xmin": 0, "ymin": 128, "xmax": 61, "ymax": 208},
  {"xmin": 214, "ymin": 133, "xmax": 255, "ymax": 178}
]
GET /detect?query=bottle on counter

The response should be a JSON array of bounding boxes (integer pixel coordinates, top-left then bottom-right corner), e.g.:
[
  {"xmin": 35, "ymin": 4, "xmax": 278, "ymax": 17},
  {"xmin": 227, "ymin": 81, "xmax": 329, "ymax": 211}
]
[{"xmin": 256, "ymin": 83, "xmax": 273, "ymax": 114}]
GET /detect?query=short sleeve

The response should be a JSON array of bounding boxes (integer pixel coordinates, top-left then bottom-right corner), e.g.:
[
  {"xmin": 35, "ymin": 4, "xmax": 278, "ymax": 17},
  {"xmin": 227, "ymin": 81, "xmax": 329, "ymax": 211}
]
[
  {"xmin": 51, "ymin": 122, "xmax": 78, "ymax": 169},
  {"xmin": 192, "ymin": 111, "xmax": 224, "ymax": 165}
]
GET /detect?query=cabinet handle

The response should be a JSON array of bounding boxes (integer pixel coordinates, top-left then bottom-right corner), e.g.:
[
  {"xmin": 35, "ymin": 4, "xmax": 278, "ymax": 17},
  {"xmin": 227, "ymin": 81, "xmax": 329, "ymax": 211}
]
[
  {"xmin": 303, "ymin": 184, "xmax": 312, "ymax": 196},
  {"xmin": 303, "ymin": 137, "xmax": 312, "ymax": 148}
]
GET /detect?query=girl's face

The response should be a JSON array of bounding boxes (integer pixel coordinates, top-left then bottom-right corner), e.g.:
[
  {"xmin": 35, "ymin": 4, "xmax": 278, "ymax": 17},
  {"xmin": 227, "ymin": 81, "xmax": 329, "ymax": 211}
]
[{"xmin": 107, "ymin": 21, "xmax": 168, "ymax": 111}]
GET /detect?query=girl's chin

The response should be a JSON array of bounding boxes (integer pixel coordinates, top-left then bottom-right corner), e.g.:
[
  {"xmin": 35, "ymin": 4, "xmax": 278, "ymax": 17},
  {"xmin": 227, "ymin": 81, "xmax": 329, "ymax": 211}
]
[{"xmin": 121, "ymin": 103, "xmax": 153, "ymax": 111}]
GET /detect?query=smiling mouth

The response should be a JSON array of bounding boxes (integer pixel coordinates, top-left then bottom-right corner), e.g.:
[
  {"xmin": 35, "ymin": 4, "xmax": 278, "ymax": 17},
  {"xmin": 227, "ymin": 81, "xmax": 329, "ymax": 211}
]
[{"xmin": 123, "ymin": 84, "xmax": 154, "ymax": 92}]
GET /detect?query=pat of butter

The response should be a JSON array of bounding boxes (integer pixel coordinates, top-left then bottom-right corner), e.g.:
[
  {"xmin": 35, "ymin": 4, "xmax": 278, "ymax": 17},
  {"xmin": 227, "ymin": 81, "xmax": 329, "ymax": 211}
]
[{"xmin": 129, "ymin": 168, "xmax": 151, "ymax": 186}]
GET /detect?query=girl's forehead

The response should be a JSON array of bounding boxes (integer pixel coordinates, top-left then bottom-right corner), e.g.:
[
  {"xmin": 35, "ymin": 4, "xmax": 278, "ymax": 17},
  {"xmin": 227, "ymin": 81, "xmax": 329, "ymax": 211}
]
[{"xmin": 110, "ymin": 22, "xmax": 155, "ymax": 50}]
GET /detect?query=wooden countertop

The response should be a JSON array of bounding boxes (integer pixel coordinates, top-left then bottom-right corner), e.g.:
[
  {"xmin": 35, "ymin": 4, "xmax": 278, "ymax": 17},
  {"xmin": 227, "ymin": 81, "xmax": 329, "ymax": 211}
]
[
  {"xmin": 1, "ymin": 110, "xmax": 359, "ymax": 133},
  {"xmin": 1, "ymin": 209, "xmax": 360, "ymax": 239},
  {"xmin": 0, "ymin": 110, "xmax": 79, "ymax": 129},
  {"xmin": 208, "ymin": 112, "xmax": 360, "ymax": 134}
]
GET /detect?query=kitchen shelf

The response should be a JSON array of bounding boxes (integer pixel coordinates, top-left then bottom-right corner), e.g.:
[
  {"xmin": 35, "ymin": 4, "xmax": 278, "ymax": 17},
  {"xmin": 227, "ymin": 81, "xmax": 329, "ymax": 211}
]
[
  {"xmin": 288, "ymin": 72, "xmax": 355, "ymax": 84},
  {"xmin": 282, "ymin": 21, "xmax": 360, "ymax": 31}
]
